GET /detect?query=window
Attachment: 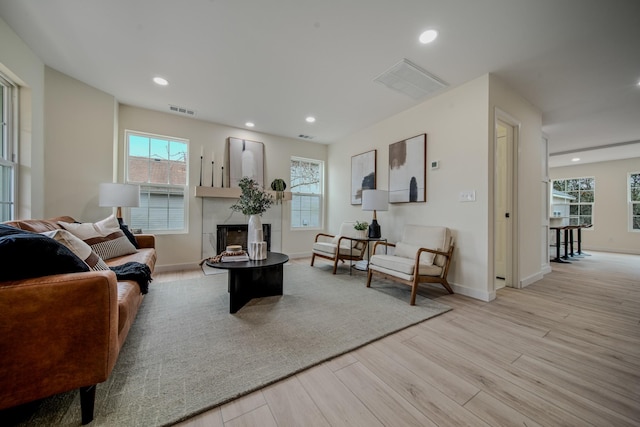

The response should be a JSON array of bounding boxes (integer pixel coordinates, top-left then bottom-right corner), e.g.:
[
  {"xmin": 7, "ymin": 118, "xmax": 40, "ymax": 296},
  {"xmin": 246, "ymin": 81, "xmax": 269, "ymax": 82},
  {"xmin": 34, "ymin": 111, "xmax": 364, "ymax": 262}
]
[
  {"xmin": 630, "ymin": 172, "xmax": 640, "ymax": 231},
  {"xmin": 552, "ymin": 177, "xmax": 595, "ymax": 226},
  {"xmin": 290, "ymin": 157, "xmax": 323, "ymax": 229},
  {"xmin": 0, "ymin": 73, "xmax": 17, "ymax": 222},
  {"xmin": 125, "ymin": 130, "xmax": 188, "ymax": 233}
]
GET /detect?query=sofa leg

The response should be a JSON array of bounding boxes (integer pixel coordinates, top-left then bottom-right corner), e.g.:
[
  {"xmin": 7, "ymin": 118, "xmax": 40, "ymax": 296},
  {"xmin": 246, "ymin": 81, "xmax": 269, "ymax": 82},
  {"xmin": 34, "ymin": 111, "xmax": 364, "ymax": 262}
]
[{"xmin": 80, "ymin": 385, "xmax": 96, "ymax": 425}]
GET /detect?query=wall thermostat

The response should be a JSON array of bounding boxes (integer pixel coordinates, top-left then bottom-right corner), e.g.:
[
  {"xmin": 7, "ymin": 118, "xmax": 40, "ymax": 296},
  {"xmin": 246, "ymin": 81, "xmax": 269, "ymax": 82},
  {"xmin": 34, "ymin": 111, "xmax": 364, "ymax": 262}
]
[{"xmin": 430, "ymin": 160, "xmax": 440, "ymax": 170}]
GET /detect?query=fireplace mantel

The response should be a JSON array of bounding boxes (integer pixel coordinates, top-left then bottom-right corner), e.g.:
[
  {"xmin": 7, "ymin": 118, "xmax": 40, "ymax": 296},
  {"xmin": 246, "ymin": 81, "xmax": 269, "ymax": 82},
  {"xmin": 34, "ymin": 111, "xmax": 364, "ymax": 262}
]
[{"xmin": 195, "ymin": 186, "xmax": 292, "ymax": 200}]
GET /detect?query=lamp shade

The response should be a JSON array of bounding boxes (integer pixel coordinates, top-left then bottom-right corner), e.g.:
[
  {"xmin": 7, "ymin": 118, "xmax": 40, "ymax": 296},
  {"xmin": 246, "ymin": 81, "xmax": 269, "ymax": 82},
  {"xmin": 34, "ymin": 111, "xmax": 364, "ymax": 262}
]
[
  {"xmin": 362, "ymin": 189, "xmax": 389, "ymax": 212},
  {"xmin": 99, "ymin": 183, "xmax": 140, "ymax": 208}
]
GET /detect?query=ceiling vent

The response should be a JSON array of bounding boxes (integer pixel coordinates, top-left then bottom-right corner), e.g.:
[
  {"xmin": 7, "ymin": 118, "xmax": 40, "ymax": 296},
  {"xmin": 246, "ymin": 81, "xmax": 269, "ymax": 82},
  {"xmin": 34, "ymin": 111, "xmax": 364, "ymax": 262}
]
[
  {"xmin": 298, "ymin": 134, "xmax": 314, "ymax": 139},
  {"xmin": 374, "ymin": 59, "xmax": 448, "ymax": 100},
  {"xmin": 169, "ymin": 104, "xmax": 196, "ymax": 117}
]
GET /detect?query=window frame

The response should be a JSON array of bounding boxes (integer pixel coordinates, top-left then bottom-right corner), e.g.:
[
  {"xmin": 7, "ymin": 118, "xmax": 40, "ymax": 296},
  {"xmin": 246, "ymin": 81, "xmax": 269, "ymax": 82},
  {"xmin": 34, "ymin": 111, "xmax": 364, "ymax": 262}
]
[
  {"xmin": 124, "ymin": 129, "xmax": 189, "ymax": 235},
  {"xmin": 629, "ymin": 172, "xmax": 640, "ymax": 232},
  {"xmin": 552, "ymin": 177, "xmax": 595, "ymax": 228},
  {"xmin": 290, "ymin": 156, "xmax": 324, "ymax": 231},
  {"xmin": 0, "ymin": 73, "xmax": 17, "ymax": 222}
]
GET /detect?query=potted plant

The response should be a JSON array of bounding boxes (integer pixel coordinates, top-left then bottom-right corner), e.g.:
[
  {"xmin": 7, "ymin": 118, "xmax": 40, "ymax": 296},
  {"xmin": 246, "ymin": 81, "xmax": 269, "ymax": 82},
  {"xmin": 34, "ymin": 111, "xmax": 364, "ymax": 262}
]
[
  {"xmin": 230, "ymin": 177, "xmax": 274, "ymax": 259},
  {"xmin": 354, "ymin": 221, "xmax": 369, "ymax": 239}
]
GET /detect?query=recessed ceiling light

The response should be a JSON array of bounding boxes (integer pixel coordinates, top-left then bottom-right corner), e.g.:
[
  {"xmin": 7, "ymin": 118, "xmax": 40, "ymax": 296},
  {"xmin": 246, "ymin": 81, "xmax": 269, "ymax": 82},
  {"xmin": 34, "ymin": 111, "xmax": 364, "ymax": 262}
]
[
  {"xmin": 153, "ymin": 77, "xmax": 168, "ymax": 86},
  {"xmin": 571, "ymin": 157, "xmax": 581, "ymax": 162},
  {"xmin": 305, "ymin": 116, "xmax": 316, "ymax": 123},
  {"xmin": 419, "ymin": 29, "xmax": 438, "ymax": 44},
  {"xmin": 245, "ymin": 122, "xmax": 255, "ymax": 128}
]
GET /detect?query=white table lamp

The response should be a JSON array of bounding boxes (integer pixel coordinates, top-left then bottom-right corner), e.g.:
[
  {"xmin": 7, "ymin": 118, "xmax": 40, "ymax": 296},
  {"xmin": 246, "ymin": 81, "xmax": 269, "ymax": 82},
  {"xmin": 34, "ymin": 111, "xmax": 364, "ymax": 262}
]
[
  {"xmin": 99, "ymin": 183, "xmax": 140, "ymax": 219},
  {"xmin": 362, "ymin": 189, "xmax": 388, "ymax": 238}
]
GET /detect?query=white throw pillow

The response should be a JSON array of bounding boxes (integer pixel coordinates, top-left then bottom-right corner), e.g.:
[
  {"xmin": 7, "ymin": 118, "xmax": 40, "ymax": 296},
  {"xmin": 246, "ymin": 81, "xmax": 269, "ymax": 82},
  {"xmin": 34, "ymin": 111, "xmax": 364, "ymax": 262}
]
[
  {"xmin": 59, "ymin": 215, "xmax": 137, "ymax": 260},
  {"xmin": 41, "ymin": 229, "xmax": 110, "ymax": 271}
]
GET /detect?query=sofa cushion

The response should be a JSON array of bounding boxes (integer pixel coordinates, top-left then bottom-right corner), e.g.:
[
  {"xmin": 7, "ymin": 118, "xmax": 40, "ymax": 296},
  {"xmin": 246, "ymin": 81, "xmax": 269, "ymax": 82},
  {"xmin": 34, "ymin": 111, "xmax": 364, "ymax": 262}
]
[
  {"xmin": 3, "ymin": 216, "xmax": 75, "ymax": 232},
  {"xmin": 369, "ymin": 254, "xmax": 443, "ymax": 276},
  {"xmin": 41, "ymin": 229, "xmax": 110, "ymax": 271},
  {"xmin": 59, "ymin": 215, "xmax": 138, "ymax": 260},
  {"xmin": 0, "ymin": 225, "xmax": 89, "ymax": 281},
  {"xmin": 313, "ymin": 241, "xmax": 363, "ymax": 257}
]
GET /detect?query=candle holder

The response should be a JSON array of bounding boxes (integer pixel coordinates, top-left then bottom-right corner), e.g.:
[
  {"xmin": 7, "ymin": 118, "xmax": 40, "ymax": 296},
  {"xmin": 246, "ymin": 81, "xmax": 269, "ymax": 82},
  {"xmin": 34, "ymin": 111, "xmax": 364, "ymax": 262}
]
[
  {"xmin": 211, "ymin": 161, "xmax": 215, "ymax": 187},
  {"xmin": 221, "ymin": 166, "xmax": 224, "ymax": 187},
  {"xmin": 199, "ymin": 156, "xmax": 203, "ymax": 186}
]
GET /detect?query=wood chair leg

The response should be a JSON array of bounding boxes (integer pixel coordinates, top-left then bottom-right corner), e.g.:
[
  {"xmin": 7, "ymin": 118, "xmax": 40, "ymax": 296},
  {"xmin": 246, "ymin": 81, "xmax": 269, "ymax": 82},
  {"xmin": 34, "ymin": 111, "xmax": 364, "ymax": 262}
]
[
  {"xmin": 441, "ymin": 279, "xmax": 454, "ymax": 294},
  {"xmin": 310, "ymin": 253, "xmax": 316, "ymax": 266},
  {"xmin": 366, "ymin": 269, "xmax": 373, "ymax": 287},
  {"xmin": 332, "ymin": 257, "xmax": 339, "ymax": 274},
  {"xmin": 410, "ymin": 286, "xmax": 417, "ymax": 305}
]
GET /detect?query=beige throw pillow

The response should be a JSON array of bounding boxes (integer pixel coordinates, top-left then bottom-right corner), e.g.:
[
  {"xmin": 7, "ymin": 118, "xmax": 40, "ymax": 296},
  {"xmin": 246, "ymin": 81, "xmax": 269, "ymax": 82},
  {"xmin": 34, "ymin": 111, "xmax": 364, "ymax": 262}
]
[
  {"xmin": 59, "ymin": 215, "xmax": 138, "ymax": 260},
  {"xmin": 42, "ymin": 229, "xmax": 110, "ymax": 271}
]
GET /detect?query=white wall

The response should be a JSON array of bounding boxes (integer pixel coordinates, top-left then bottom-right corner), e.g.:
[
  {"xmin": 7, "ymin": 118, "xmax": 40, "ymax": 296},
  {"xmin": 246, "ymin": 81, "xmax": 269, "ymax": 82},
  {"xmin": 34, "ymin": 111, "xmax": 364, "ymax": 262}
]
[
  {"xmin": 328, "ymin": 76, "xmax": 492, "ymax": 300},
  {"xmin": 118, "ymin": 105, "xmax": 327, "ymax": 269},
  {"xmin": 488, "ymin": 74, "xmax": 545, "ymax": 287},
  {"xmin": 550, "ymin": 157, "xmax": 640, "ymax": 254},
  {"xmin": 0, "ymin": 16, "xmax": 45, "ymax": 218},
  {"xmin": 44, "ymin": 67, "xmax": 117, "ymax": 220},
  {"xmin": 327, "ymin": 74, "xmax": 545, "ymax": 300}
]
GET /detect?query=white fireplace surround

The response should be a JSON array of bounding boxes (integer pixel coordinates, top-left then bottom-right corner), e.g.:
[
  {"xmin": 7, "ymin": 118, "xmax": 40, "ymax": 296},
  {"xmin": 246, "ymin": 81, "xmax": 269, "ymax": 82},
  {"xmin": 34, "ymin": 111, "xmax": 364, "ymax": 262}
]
[{"xmin": 201, "ymin": 198, "xmax": 282, "ymax": 259}]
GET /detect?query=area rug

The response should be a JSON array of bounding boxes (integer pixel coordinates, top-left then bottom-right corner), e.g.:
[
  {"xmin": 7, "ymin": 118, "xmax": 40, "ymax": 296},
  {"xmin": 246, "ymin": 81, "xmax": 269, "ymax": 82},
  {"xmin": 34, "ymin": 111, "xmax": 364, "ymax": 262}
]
[{"xmin": 6, "ymin": 264, "xmax": 450, "ymax": 426}]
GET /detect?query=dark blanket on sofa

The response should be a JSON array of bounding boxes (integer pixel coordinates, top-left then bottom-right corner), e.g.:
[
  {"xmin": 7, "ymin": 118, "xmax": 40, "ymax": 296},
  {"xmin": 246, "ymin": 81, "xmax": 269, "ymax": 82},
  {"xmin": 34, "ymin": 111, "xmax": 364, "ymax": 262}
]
[{"xmin": 110, "ymin": 262, "xmax": 152, "ymax": 294}]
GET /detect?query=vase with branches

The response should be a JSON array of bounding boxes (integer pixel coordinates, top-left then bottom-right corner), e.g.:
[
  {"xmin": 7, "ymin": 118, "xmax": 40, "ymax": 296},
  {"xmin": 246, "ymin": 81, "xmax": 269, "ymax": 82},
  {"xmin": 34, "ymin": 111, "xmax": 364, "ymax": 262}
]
[{"xmin": 230, "ymin": 177, "xmax": 273, "ymax": 259}]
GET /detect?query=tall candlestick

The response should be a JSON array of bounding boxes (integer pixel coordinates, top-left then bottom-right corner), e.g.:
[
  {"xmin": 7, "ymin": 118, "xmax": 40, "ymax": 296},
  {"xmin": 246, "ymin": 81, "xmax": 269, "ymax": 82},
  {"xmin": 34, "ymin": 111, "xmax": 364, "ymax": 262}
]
[
  {"xmin": 221, "ymin": 166, "xmax": 224, "ymax": 187},
  {"xmin": 199, "ymin": 155, "xmax": 203, "ymax": 186},
  {"xmin": 211, "ymin": 161, "xmax": 215, "ymax": 187}
]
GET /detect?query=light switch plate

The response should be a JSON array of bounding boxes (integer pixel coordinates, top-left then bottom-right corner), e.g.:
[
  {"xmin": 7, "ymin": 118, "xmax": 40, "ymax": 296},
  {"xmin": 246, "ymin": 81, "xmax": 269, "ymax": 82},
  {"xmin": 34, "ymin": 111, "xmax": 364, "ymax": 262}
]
[{"xmin": 459, "ymin": 190, "xmax": 476, "ymax": 202}]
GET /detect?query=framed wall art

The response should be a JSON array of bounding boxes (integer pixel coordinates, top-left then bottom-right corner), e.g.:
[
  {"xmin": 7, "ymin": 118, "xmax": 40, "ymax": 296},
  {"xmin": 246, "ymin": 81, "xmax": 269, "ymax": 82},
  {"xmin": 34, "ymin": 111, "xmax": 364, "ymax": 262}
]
[
  {"xmin": 351, "ymin": 150, "xmax": 377, "ymax": 205},
  {"xmin": 389, "ymin": 133, "xmax": 426, "ymax": 203},
  {"xmin": 227, "ymin": 137, "xmax": 265, "ymax": 188}
]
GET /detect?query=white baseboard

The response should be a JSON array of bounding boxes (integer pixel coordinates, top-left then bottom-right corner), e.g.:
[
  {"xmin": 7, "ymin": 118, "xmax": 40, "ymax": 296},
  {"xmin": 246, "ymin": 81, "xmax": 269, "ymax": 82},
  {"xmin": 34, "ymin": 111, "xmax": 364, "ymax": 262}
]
[
  {"xmin": 520, "ymin": 271, "xmax": 544, "ymax": 288},
  {"xmin": 582, "ymin": 246, "xmax": 640, "ymax": 256},
  {"xmin": 154, "ymin": 262, "xmax": 201, "ymax": 273},
  {"xmin": 287, "ymin": 251, "xmax": 312, "ymax": 259},
  {"xmin": 451, "ymin": 283, "xmax": 496, "ymax": 302}
]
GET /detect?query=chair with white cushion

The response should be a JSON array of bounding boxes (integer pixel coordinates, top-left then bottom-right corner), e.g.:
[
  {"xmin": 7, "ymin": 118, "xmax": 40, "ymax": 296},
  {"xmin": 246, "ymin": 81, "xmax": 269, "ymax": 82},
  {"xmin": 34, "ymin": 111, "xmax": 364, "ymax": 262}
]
[
  {"xmin": 311, "ymin": 221, "xmax": 367, "ymax": 274},
  {"xmin": 366, "ymin": 225, "xmax": 454, "ymax": 305}
]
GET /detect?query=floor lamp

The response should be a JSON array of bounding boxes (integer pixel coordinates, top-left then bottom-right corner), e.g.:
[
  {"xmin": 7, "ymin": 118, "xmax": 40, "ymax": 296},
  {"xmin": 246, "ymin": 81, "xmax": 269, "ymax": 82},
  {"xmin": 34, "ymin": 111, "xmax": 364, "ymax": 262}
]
[
  {"xmin": 99, "ymin": 183, "xmax": 140, "ymax": 226},
  {"xmin": 362, "ymin": 189, "xmax": 388, "ymax": 239}
]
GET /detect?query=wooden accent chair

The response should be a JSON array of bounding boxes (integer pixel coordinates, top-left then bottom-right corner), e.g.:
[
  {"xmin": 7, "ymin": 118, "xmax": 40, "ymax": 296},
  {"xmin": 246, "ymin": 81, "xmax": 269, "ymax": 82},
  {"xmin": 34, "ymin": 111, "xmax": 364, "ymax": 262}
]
[
  {"xmin": 366, "ymin": 225, "xmax": 454, "ymax": 305},
  {"xmin": 311, "ymin": 221, "xmax": 368, "ymax": 274}
]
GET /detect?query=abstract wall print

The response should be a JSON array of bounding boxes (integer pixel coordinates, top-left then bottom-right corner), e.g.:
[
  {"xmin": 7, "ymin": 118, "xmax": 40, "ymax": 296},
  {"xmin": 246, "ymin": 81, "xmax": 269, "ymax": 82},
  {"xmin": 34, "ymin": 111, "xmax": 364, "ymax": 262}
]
[
  {"xmin": 227, "ymin": 137, "xmax": 265, "ymax": 188},
  {"xmin": 351, "ymin": 150, "xmax": 377, "ymax": 205},
  {"xmin": 389, "ymin": 134, "xmax": 426, "ymax": 203}
]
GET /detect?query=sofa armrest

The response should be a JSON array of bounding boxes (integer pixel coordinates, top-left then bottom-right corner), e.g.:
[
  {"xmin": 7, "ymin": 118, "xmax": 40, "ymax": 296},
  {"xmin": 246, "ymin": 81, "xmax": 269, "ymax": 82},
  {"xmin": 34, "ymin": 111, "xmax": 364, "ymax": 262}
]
[
  {"xmin": 134, "ymin": 234, "xmax": 155, "ymax": 249},
  {"xmin": 0, "ymin": 271, "xmax": 119, "ymax": 410}
]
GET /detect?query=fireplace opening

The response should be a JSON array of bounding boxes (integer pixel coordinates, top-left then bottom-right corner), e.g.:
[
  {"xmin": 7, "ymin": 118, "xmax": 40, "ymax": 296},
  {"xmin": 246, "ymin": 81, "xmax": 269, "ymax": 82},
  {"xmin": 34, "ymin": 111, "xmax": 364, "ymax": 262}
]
[{"xmin": 216, "ymin": 224, "xmax": 271, "ymax": 254}]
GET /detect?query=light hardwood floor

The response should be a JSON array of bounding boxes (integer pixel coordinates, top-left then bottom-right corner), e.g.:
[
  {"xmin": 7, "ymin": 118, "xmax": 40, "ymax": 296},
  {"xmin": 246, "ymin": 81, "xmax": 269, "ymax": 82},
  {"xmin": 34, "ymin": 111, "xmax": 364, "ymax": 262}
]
[{"xmin": 163, "ymin": 252, "xmax": 640, "ymax": 427}]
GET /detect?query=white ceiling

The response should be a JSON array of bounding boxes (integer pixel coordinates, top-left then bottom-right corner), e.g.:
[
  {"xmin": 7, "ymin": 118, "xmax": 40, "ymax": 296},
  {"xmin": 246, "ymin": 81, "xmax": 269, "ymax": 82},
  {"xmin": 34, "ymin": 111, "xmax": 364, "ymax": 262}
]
[{"xmin": 1, "ymin": 0, "xmax": 639, "ymax": 168}]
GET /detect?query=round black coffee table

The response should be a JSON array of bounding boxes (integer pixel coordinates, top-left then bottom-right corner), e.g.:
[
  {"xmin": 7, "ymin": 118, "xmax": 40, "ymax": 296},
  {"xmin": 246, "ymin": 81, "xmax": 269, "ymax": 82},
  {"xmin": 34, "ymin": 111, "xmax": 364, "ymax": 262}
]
[{"xmin": 206, "ymin": 252, "xmax": 289, "ymax": 313}]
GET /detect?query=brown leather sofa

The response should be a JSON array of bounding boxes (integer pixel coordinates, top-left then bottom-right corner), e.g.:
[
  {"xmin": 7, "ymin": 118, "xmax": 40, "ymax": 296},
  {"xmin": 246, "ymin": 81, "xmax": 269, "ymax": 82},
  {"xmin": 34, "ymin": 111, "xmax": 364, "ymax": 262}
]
[{"xmin": 0, "ymin": 216, "xmax": 156, "ymax": 424}]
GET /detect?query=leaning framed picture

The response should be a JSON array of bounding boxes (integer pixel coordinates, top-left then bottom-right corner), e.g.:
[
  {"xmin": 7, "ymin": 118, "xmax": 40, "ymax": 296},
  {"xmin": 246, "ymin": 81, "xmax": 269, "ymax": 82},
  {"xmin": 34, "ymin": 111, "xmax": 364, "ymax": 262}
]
[
  {"xmin": 389, "ymin": 134, "xmax": 426, "ymax": 203},
  {"xmin": 351, "ymin": 150, "xmax": 377, "ymax": 205},
  {"xmin": 227, "ymin": 137, "xmax": 265, "ymax": 188}
]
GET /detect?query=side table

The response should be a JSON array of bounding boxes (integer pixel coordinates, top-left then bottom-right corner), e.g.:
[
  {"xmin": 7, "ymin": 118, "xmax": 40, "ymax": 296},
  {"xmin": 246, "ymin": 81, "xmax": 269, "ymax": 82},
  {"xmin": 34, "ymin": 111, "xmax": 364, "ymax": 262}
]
[{"xmin": 352, "ymin": 237, "xmax": 387, "ymax": 272}]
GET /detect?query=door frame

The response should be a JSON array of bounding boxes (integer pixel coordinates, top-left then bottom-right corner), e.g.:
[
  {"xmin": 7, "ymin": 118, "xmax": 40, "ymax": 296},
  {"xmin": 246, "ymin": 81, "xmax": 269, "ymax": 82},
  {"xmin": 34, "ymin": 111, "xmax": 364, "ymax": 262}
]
[{"xmin": 493, "ymin": 108, "xmax": 521, "ymax": 290}]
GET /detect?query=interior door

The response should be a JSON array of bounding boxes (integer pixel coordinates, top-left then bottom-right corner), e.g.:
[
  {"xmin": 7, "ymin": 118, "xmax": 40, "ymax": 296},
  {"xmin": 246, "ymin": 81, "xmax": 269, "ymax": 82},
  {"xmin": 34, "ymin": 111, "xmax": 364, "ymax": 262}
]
[{"xmin": 494, "ymin": 120, "xmax": 513, "ymax": 288}]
